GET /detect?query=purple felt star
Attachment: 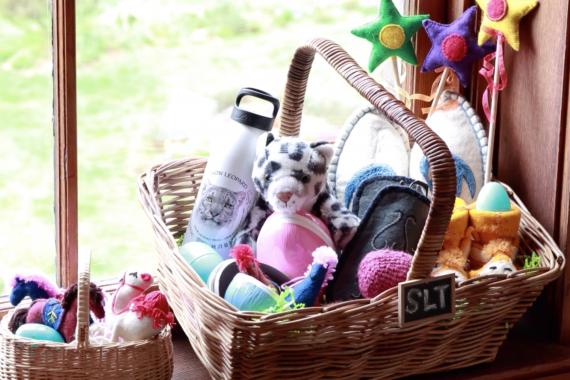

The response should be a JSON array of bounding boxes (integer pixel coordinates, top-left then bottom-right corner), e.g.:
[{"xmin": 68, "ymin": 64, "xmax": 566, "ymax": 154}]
[{"xmin": 421, "ymin": 6, "xmax": 496, "ymax": 87}]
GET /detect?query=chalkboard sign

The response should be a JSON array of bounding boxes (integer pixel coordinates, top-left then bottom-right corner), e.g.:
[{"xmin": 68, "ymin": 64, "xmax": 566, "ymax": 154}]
[{"xmin": 398, "ymin": 273, "xmax": 455, "ymax": 327}]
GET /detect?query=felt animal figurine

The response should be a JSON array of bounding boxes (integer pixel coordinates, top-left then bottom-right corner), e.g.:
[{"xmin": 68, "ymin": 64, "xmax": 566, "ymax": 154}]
[
  {"xmin": 9, "ymin": 282, "xmax": 106, "ymax": 343},
  {"xmin": 235, "ymin": 132, "xmax": 359, "ymax": 250},
  {"xmin": 469, "ymin": 253, "xmax": 516, "ymax": 278},
  {"xmin": 230, "ymin": 244, "xmax": 273, "ymax": 287},
  {"xmin": 111, "ymin": 291, "xmax": 174, "ymax": 342},
  {"xmin": 357, "ymin": 249, "xmax": 412, "ymax": 298},
  {"xmin": 111, "ymin": 271, "xmax": 154, "ymax": 315},
  {"xmin": 328, "ymin": 105, "xmax": 410, "ymax": 204},
  {"xmin": 409, "ymin": 91, "xmax": 488, "ymax": 203},
  {"xmin": 431, "ymin": 198, "xmax": 473, "ymax": 284},
  {"xmin": 9, "ymin": 274, "xmax": 61, "ymax": 306},
  {"xmin": 256, "ymin": 210, "xmax": 335, "ymax": 278},
  {"xmin": 469, "ymin": 182, "xmax": 521, "ymax": 268},
  {"xmin": 288, "ymin": 247, "xmax": 338, "ymax": 307}
]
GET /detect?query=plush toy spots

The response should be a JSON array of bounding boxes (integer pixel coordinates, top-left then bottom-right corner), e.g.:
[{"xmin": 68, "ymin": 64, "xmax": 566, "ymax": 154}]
[
  {"xmin": 476, "ymin": 0, "xmax": 538, "ymax": 51},
  {"xmin": 235, "ymin": 133, "xmax": 360, "ymax": 250}
]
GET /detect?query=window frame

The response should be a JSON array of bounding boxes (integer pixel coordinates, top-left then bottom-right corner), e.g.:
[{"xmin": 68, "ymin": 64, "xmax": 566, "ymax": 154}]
[{"xmin": 1, "ymin": 0, "xmax": 568, "ymax": 350}]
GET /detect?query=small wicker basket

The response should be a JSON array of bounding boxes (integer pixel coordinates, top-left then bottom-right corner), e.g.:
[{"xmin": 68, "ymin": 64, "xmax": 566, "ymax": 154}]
[
  {"xmin": 138, "ymin": 38, "xmax": 565, "ymax": 379},
  {"xmin": 0, "ymin": 253, "xmax": 173, "ymax": 380}
]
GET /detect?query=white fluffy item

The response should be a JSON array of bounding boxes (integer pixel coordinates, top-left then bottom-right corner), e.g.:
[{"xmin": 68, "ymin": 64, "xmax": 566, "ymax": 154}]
[
  {"xmin": 328, "ymin": 105, "xmax": 410, "ymax": 203},
  {"xmin": 409, "ymin": 91, "xmax": 488, "ymax": 203}
]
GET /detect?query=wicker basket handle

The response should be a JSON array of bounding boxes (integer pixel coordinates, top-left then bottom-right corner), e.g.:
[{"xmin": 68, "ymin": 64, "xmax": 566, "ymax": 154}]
[
  {"xmin": 75, "ymin": 250, "xmax": 91, "ymax": 348},
  {"xmin": 279, "ymin": 38, "xmax": 456, "ymax": 280}
]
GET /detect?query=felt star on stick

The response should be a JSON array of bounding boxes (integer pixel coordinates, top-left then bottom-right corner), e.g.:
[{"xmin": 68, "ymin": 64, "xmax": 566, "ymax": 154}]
[
  {"xmin": 422, "ymin": 6, "xmax": 496, "ymax": 88},
  {"xmin": 351, "ymin": 0, "xmax": 429, "ymax": 72},
  {"xmin": 476, "ymin": 0, "xmax": 538, "ymax": 51}
]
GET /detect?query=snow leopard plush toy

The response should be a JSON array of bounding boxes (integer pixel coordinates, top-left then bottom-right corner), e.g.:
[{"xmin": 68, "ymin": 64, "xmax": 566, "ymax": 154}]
[{"xmin": 234, "ymin": 132, "xmax": 360, "ymax": 250}]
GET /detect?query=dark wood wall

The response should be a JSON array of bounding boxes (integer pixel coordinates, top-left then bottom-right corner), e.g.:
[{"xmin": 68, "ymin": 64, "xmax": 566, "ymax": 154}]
[{"xmin": 408, "ymin": 0, "xmax": 570, "ymax": 343}]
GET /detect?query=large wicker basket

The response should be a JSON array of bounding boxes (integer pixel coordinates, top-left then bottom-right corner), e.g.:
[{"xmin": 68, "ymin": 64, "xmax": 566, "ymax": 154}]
[
  {"xmin": 138, "ymin": 38, "xmax": 565, "ymax": 379},
  {"xmin": 0, "ymin": 253, "xmax": 173, "ymax": 380}
]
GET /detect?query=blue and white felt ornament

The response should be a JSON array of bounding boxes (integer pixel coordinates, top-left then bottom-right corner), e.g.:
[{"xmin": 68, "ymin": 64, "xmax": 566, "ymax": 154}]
[{"xmin": 409, "ymin": 91, "xmax": 488, "ymax": 203}]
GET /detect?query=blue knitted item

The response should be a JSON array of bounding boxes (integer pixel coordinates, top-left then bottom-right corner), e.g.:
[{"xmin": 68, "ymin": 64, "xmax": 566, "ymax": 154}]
[
  {"xmin": 344, "ymin": 164, "xmax": 396, "ymax": 207},
  {"xmin": 420, "ymin": 154, "xmax": 476, "ymax": 198}
]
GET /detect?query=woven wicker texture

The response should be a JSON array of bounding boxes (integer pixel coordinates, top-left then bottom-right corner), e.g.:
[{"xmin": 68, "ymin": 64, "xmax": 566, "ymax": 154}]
[
  {"xmin": 0, "ymin": 253, "xmax": 174, "ymax": 380},
  {"xmin": 137, "ymin": 38, "xmax": 565, "ymax": 379}
]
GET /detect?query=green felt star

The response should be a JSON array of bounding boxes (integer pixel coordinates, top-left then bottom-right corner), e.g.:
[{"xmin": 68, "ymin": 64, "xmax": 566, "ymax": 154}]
[{"xmin": 352, "ymin": 0, "xmax": 429, "ymax": 72}]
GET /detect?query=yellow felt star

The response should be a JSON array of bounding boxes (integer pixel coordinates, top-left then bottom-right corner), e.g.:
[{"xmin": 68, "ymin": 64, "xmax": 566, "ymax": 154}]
[{"xmin": 476, "ymin": 0, "xmax": 538, "ymax": 50}]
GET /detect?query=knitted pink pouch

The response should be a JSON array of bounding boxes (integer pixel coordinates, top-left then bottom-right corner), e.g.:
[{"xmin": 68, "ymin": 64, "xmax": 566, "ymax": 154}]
[{"xmin": 256, "ymin": 211, "xmax": 334, "ymax": 278}]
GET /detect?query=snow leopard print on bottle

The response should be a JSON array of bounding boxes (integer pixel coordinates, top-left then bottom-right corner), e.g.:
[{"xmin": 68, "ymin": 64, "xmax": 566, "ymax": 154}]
[{"xmin": 198, "ymin": 184, "xmax": 246, "ymax": 227}]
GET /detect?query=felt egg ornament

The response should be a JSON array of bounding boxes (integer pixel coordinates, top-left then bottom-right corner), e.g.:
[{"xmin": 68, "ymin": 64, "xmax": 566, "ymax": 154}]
[
  {"xmin": 15, "ymin": 323, "xmax": 65, "ymax": 343},
  {"xmin": 256, "ymin": 211, "xmax": 335, "ymax": 278},
  {"xmin": 223, "ymin": 273, "xmax": 278, "ymax": 312},
  {"xmin": 179, "ymin": 241, "xmax": 224, "ymax": 283},
  {"xmin": 476, "ymin": 182, "xmax": 511, "ymax": 212}
]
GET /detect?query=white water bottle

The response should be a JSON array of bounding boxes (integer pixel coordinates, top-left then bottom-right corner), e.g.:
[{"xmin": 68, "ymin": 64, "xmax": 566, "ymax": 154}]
[{"xmin": 184, "ymin": 88, "xmax": 280, "ymax": 258}]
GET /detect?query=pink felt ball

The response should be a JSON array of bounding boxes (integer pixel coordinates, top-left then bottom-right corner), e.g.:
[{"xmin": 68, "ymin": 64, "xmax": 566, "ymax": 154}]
[{"xmin": 357, "ymin": 249, "xmax": 412, "ymax": 298}]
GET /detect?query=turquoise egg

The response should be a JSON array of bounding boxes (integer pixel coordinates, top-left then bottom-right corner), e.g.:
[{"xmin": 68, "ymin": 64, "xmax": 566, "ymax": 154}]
[
  {"xmin": 179, "ymin": 242, "xmax": 223, "ymax": 283},
  {"xmin": 15, "ymin": 323, "xmax": 65, "ymax": 343},
  {"xmin": 476, "ymin": 182, "xmax": 512, "ymax": 212},
  {"xmin": 224, "ymin": 273, "xmax": 278, "ymax": 312}
]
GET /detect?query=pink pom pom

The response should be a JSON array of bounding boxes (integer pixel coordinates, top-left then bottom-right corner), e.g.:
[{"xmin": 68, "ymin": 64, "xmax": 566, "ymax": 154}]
[{"xmin": 357, "ymin": 249, "xmax": 412, "ymax": 298}]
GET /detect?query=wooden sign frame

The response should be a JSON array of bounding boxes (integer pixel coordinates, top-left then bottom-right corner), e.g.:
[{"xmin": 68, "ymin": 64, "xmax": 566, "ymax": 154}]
[{"xmin": 398, "ymin": 273, "xmax": 456, "ymax": 327}]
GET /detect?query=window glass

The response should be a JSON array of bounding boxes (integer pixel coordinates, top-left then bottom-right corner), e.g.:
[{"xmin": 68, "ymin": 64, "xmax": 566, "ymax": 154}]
[
  {"xmin": 77, "ymin": 0, "xmax": 404, "ymax": 279},
  {"xmin": 0, "ymin": 1, "xmax": 55, "ymax": 294}
]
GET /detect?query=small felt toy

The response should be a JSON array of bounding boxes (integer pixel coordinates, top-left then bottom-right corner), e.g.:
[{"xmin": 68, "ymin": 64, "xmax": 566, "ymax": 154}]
[
  {"xmin": 9, "ymin": 274, "xmax": 61, "ymax": 306},
  {"xmin": 352, "ymin": 0, "xmax": 429, "ymax": 70},
  {"xmin": 409, "ymin": 91, "xmax": 488, "ymax": 203},
  {"xmin": 327, "ymin": 175, "xmax": 430, "ymax": 302},
  {"xmin": 179, "ymin": 241, "xmax": 223, "ymax": 283},
  {"xmin": 328, "ymin": 105, "xmax": 410, "ymax": 204},
  {"xmin": 469, "ymin": 182, "xmax": 521, "ymax": 268},
  {"xmin": 256, "ymin": 211, "xmax": 335, "ymax": 278},
  {"xmin": 231, "ymin": 244, "xmax": 273, "ymax": 287},
  {"xmin": 288, "ymin": 247, "xmax": 338, "ymax": 307},
  {"xmin": 9, "ymin": 282, "xmax": 106, "ymax": 343},
  {"xmin": 235, "ymin": 132, "xmax": 359, "ymax": 250},
  {"xmin": 111, "ymin": 271, "xmax": 154, "ymax": 315},
  {"xmin": 422, "ymin": 6, "xmax": 496, "ymax": 88},
  {"xmin": 357, "ymin": 249, "xmax": 412, "ymax": 298},
  {"xmin": 111, "ymin": 291, "xmax": 174, "ymax": 342},
  {"xmin": 224, "ymin": 273, "xmax": 279, "ymax": 312},
  {"xmin": 207, "ymin": 259, "xmax": 289, "ymax": 298},
  {"xmin": 476, "ymin": 0, "xmax": 538, "ymax": 51},
  {"xmin": 431, "ymin": 198, "xmax": 472, "ymax": 284}
]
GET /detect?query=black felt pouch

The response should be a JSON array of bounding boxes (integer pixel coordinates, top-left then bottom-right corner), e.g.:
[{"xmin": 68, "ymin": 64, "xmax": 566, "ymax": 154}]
[{"xmin": 327, "ymin": 178, "xmax": 430, "ymax": 301}]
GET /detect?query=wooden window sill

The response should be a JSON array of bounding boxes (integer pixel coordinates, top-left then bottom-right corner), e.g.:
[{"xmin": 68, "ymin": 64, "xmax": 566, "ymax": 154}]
[{"xmin": 171, "ymin": 328, "xmax": 570, "ymax": 380}]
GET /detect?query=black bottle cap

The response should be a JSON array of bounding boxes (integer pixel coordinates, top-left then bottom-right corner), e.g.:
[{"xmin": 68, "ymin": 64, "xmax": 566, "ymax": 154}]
[{"xmin": 231, "ymin": 87, "xmax": 280, "ymax": 131}]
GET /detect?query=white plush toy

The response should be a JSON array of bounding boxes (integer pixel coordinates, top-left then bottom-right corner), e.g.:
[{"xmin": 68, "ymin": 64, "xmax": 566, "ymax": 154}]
[
  {"xmin": 111, "ymin": 271, "xmax": 154, "ymax": 314},
  {"xmin": 111, "ymin": 291, "xmax": 174, "ymax": 342}
]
